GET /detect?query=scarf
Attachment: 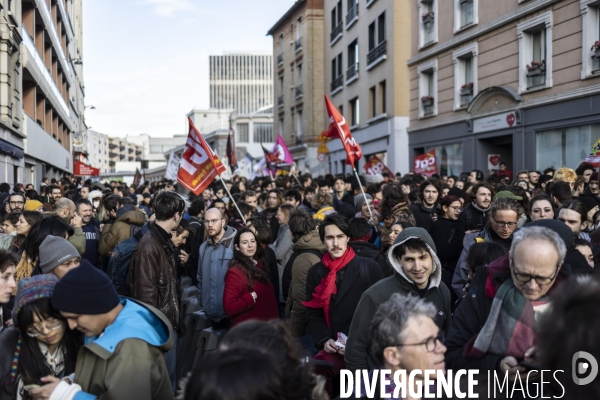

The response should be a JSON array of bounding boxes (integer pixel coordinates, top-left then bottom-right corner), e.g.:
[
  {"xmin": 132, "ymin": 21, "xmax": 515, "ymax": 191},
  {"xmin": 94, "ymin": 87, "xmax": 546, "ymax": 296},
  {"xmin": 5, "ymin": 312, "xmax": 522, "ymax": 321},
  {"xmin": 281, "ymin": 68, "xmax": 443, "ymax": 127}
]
[{"xmin": 302, "ymin": 247, "xmax": 355, "ymax": 329}]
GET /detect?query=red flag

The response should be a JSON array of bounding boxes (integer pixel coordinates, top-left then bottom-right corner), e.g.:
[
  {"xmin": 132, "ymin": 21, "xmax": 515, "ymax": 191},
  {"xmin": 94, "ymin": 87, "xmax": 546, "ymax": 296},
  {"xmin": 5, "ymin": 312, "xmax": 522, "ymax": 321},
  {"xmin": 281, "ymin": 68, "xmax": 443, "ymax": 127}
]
[
  {"xmin": 133, "ymin": 168, "xmax": 141, "ymax": 186},
  {"xmin": 178, "ymin": 118, "xmax": 227, "ymax": 195},
  {"xmin": 413, "ymin": 149, "xmax": 438, "ymax": 177},
  {"xmin": 324, "ymin": 94, "xmax": 362, "ymax": 166}
]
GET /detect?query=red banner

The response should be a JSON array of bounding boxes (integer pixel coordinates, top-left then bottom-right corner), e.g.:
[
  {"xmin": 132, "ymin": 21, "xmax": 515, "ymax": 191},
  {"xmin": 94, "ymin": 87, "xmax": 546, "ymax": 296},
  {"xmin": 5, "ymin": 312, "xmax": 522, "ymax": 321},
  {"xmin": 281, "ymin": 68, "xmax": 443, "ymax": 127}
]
[
  {"xmin": 363, "ymin": 155, "xmax": 394, "ymax": 176},
  {"xmin": 324, "ymin": 94, "xmax": 362, "ymax": 166},
  {"xmin": 414, "ymin": 149, "xmax": 438, "ymax": 177},
  {"xmin": 74, "ymin": 161, "xmax": 100, "ymax": 176},
  {"xmin": 178, "ymin": 118, "xmax": 226, "ymax": 195}
]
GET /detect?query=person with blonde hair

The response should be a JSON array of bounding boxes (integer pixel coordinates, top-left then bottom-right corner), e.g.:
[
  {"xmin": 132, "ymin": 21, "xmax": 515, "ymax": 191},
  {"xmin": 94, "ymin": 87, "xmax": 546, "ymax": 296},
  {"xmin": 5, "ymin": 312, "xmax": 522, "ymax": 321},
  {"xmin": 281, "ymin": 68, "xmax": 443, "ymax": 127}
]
[
  {"xmin": 553, "ymin": 167, "xmax": 577, "ymax": 189},
  {"xmin": 311, "ymin": 192, "xmax": 336, "ymax": 221}
]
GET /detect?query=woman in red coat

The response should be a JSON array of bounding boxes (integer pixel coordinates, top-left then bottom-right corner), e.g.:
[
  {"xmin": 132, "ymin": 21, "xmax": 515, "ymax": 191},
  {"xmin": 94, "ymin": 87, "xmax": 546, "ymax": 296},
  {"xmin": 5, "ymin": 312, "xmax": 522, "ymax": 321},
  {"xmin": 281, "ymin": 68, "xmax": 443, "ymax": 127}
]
[{"xmin": 223, "ymin": 228, "xmax": 279, "ymax": 326}]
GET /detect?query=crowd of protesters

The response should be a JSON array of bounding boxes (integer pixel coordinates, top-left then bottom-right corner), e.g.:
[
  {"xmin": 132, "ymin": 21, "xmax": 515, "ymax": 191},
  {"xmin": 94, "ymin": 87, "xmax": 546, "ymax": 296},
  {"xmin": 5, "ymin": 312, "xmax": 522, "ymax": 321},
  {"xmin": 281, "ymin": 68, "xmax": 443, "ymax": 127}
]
[{"xmin": 0, "ymin": 163, "xmax": 598, "ymax": 399}]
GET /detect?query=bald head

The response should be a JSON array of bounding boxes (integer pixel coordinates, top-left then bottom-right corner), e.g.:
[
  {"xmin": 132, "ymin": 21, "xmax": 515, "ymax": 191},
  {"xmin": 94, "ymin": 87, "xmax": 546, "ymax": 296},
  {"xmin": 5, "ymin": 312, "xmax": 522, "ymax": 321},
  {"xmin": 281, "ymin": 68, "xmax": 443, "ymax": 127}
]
[
  {"xmin": 54, "ymin": 197, "xmax": 75, "ymax": 212},
  {"xmin": 205, "ymin": 207, "xmax": 225, "ymax": 220},
  {"xmin": 204, "ymin": 207, "xmax": 226, "ymax": 239}
]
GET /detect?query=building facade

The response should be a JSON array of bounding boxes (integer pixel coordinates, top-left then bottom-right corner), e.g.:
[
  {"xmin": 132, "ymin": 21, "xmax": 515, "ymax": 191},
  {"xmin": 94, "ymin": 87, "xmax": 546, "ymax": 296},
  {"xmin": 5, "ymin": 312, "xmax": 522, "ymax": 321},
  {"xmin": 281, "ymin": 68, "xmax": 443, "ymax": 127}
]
[
  {"xmin": 209, "ymin": 52, "xmax": 273, "ymax": 115},
  {"xmin": 21, "ymin": 0, "xmax": 86, "ymax": 186},
  {"xmin": 408, "ymin": 0, "xmax": 600, "ymax": 175},
  {"xmin": 268, "ymin": 0, "xmax": 325, "ymax": 173},
  {"xmin": 323, "ymin": 0, "xmax": 411, "ymax": 176},
  {"xmin": 85, "ymin": 130, "xmax": 110, "ymax": 173}
]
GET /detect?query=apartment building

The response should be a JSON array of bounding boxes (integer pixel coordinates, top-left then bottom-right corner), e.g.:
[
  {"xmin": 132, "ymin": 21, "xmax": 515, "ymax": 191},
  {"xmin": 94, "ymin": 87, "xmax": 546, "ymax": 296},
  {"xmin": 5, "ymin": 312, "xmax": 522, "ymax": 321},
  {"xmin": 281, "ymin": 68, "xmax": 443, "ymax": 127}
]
[
  {"xmin": 126, "ymin": 133, "xmax": 186, "ymax": 171},
  {"xmin": 21, "ymin": 0, "xmax": 86, "ymax": 185},
  {"xmin": 408, "ymin": 0, "xmax": 600, "ymax": 174},
  {"xmin": 268, "ymin": 0, "xmax": 325, "ymax": 171},
  {"xmin": 323, "ymin": 0, "xmax": 411, "ymax": 175},
  {"xmin": 85, "ymin": 130, "xmax": 110, "ymax": 173}
]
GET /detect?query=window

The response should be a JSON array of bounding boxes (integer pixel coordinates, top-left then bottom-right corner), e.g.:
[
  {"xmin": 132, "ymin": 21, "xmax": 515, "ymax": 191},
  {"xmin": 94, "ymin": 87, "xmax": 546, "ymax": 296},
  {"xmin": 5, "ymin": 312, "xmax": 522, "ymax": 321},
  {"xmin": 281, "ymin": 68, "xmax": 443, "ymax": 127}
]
[
  {"xmin": 517, "ymin": 12, "xmax": 553, "ymax": 93},
  {"xmin": 454, "ymin": 0, "xmax": 477, "ymax": 32},
  {"xmin": 367, "ymin": 12, "xmax": 387, "ymax": 69},
  {"xmin": 379, "ymin": 80, "xmax": 387, "ymax": 114},
  {"xmin": 295, "ymin": 17, "xmax": 303, "ymax": 52},
  {"xmin": 237, "ymin": 123, "xmax": 249, "ymax": 142},
  {"xmin": 331, "ymin": 1, "xmax": 343, "ymax": 44},
  {"xmin": 452, "ymin": 43, "xmax": 478, "ymax": 110},
  {"xmin": 347, "ymin": 39, "xmax": 359, "ymax": 83},
  {"xmin": 581, "ymin": 1, "xmax": 600, "ymax": 78},
  {"xmin": 349, "ymin": 97, "xmax": 360, "ymax": 126},
  {"xmin": 417, "ymin": 59, "xmax": 438, "ymax": 118},
  {"xmin": 536, "ymin": 124, "xmax": 600, "ymax": 170},
  {"xmin": 296, "ymin": 111, "xmax": 303, "ymax": 144},
  {"xmin": 419, "ymin": 0, "xmax": 437, "ymax": 48},
  {"xmin": 331, "ymin": 53, "xmax": 344, "ymax": 93},
  {"xmin": 279, "ymin": 118, "xmax": 284, "ymax": 137},
  {"xmin": 346, "ymin": 0, "xmax": 358, "ymax": 29},
  {"xmin": 278, "ymin": 77, "xmax": 284, "ymax": 107},
  {"xmin": 369, "ymin": 86, "xmax": 376, "ymax": 118},
  {"xmin": 296, "ymin": 64, "xmax": 303, "ymax": 98},
  {"xmin": 253, "ymin": 123, "xmax": 273, "ymax": 143},
  {"xmin": 278, "ymin": 34, "xmax": 284, "ymax": 66}
]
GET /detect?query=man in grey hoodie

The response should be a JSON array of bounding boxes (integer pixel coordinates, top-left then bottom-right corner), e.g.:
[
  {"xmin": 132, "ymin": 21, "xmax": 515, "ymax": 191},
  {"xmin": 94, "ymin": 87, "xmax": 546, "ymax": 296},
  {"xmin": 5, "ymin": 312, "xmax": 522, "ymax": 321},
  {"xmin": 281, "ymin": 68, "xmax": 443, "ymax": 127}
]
[
  {"xmin": 344, "ymin": 227, "xmax": 452, "ymax": 372},
  {"xmin": 197, "ymin": 208, "xmax": 237, "ymax": 327}
]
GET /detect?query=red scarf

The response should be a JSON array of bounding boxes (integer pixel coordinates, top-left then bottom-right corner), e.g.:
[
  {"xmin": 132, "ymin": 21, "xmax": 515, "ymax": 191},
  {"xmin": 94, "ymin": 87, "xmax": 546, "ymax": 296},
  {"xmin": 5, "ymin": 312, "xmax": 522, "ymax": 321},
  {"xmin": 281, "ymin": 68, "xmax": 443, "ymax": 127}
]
[{"xmin": 302, "ymin": 247, "xmax": 355, "ymax": 329}]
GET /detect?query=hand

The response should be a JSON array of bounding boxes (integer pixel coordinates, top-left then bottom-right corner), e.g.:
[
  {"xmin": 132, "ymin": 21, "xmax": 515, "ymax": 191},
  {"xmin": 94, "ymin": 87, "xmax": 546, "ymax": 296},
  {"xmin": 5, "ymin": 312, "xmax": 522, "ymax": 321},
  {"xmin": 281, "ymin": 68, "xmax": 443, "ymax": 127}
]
[
  {"xmin": 499, "ymin": 356, "xmax": 525, "ymax": 381},
  {"xmin": 28, "ymin": 376, "xmax": 61, "ymax": 399},
  {"xmin": 324, "ymin": 339, "xmax": 339, "ymax": 354},
  {"xmin": 99, "ymin": 224, "xmax": 105, "ymax": 232},
  {"xmin": 523, "ymin": 346, "xmax": 539, "ymax": 380},
  {"xmin": 71, "ymin": 214, "xmax": 82, "ymax": 228},
  {"xmin": 337, "ymin": 345, "xmax": 346, "ymax": 356},
  {"xmin": 588, "ymin": 206, "xmax": 599, "ymax": 224},
  {"xmin": 431, "ymin": 213, "xmax": 438, "ymax": 222},
  {"xmin": 179, "ymin": 250, "xmax": 189, "ymax": 264},
  {"xmin": 5, "ymin": 318, "xmax": 12, "ymax": 326}
]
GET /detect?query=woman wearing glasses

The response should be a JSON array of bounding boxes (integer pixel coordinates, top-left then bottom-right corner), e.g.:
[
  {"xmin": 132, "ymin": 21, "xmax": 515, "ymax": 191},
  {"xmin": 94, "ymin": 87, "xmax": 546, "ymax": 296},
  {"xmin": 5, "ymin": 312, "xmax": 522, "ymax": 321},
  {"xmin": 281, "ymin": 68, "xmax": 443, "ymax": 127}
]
[
  {"xmin": 429, "ymin": 195, "xmax": 466, "ymax": 291},
  {"xmin": 0, "ymin": 274, "xmax": 80, "ymax": 400}
]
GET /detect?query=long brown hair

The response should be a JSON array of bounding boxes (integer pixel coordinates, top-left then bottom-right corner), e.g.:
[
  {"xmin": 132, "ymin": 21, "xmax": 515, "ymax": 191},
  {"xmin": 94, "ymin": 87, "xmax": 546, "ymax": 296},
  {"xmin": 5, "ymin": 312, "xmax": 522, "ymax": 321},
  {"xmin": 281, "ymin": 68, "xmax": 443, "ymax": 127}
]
[{"xmin": 229, "ymin": 228, "xmax": 270, "ymax": 289}]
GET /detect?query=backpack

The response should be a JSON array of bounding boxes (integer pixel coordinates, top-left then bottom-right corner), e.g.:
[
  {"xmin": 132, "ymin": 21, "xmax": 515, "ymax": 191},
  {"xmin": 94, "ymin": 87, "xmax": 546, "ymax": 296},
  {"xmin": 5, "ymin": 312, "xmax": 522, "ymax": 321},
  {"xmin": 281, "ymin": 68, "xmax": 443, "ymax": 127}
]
[
  {"xmin": 356, "ymin": 256, "xmax": 378, "ymax": 290},
  {"xmin": 107, "ymin": 236, "xmax": 141, "ymax": 296}
]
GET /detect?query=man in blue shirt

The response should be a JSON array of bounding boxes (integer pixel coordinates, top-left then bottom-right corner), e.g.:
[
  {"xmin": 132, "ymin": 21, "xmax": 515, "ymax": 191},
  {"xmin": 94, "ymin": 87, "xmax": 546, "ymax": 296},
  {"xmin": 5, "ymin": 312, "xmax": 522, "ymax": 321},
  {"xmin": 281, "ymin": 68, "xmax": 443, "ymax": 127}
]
[{"xmin": 76, "ymin": 198, "xmax": 101, "ymax": 268}]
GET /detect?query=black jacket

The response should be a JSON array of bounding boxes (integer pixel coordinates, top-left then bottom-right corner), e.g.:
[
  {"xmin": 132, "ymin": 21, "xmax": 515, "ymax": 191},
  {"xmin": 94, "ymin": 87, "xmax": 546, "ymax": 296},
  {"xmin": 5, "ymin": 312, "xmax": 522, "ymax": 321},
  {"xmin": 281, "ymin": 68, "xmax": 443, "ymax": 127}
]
[
  {"xmin": 334, "ymin": 193, "xmax": 357, "ymax": 220},
  {"xmin": 184, "ymin": 216, "xmax": 206, "ymax": 286},
  {"xmin": 429, "ymin": 217, "xmax": 465, "ymax": 275},
  {"xmin": 305, "ymin": 255, "xmax": 384, "ymax": 349},
  {"xmin": 458, "ymin": 202, "xmax": 490, "ymax": 232},
  {"xmin": 409, "ymin": 203, "xmax": 436, "ymax": 231},
  {"xmin": 348, "ymin": 241, "xmax": 392, "ymax": 277},
  {"xmin": 0, "ymin": 327, "xmax": 18, "ymax": 400}
]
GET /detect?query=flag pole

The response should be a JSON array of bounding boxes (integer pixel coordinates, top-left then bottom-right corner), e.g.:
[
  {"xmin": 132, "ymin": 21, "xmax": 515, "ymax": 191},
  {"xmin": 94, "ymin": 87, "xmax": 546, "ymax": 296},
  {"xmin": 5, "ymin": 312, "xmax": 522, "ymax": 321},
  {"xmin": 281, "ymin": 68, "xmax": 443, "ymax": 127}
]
[
  {"xmin": 217, "ymin": 175, "xmax": 246, "ymax": 224},
  {"xmin": 290, "ymin": 164, "xmax": 303, "ymax": 187},
  {"xmin": 353, "ymin": 167, "xmax": 374, "ymax": 220}
]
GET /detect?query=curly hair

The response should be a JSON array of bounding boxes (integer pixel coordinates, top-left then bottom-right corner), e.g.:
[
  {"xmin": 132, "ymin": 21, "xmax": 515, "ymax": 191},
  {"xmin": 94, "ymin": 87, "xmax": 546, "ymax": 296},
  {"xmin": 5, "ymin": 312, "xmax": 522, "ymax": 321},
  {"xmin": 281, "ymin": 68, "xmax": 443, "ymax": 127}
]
[{"xmin": 379, "ymin": 183, "xmax": 408, "ymax": 224}]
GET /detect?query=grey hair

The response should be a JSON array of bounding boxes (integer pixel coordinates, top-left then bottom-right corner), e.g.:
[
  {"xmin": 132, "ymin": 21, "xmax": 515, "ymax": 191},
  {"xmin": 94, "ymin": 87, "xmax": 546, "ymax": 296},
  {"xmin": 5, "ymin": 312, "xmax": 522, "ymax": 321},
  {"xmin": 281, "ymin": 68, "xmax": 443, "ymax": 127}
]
[
  {"xmin": 510, "ymin": 226, "xmax": 567, "ymax": 264},
  {"xmin": 491, "ymin": 196, "xmax": 525, "ymax": 218},
  {"xmin": 369, "ymin": 293, "xmax": 437, "ymax": 364}
]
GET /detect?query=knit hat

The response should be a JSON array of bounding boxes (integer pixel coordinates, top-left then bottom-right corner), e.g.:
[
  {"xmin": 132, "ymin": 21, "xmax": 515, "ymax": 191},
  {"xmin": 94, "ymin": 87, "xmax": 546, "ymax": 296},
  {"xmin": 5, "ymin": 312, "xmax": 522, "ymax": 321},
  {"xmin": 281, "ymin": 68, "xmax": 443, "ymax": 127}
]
[
  {"xmin": 52, "ymin": 260, "xmax": 120, "ymax": 315},
  {"xmin": 591, "ymin": 172, "xmax": 599, "ymax": 183},
  {"xmin": 354, "ymin": 193, "xmax": 373, "ymax": 211},
  {"xmin": 39, "ymin": 235, "xmax": 80, "ymax": 274},
  {"xmin": 494, "ymin": 190, "xmax": 523, "ymax": 201},
  {"xmin": 11, "ymin": 275, "xmax": 58, "ymax": 326},
  {"xmin": 577, "ymin": 196, "xmax": 599, "ymax": 213},
  {"xmin": 24, "ymin": 200, "xmax": 43, "ymax": 211}
]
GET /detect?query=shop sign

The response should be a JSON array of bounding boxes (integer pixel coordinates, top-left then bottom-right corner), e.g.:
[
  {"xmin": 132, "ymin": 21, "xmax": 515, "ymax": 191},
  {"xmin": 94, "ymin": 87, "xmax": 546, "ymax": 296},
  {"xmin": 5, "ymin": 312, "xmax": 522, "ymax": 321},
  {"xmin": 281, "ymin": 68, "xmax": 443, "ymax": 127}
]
[
  {"xmin": 473, "ymin": 111, "xmax": 516, "ymax": 133},
  {"xmin": 488, "ymin": 154, "xmax": 501, "ymax": 170}
]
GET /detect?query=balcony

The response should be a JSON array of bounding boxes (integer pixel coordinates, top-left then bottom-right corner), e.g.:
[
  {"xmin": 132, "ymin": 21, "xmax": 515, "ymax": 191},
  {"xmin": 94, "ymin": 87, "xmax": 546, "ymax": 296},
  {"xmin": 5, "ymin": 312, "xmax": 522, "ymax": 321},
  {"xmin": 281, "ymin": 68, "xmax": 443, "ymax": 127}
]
[
  {"xmin": 277, "ymin": 53, "xmax": 283, "ymax": 66},
  {"xmin": 109, "ymin": 152, "xmax": 118, "ymax": 158},
  {"xmin": 278, "ymin": 94, "xmax": 284, "ymax": 108},
  {"xmin": 109, "ymin": 143, "xmax": 118, "ymax": 149},
  {"xmin": 128, "ymin": 147, "xmax": 134, "ymax": 153},
  {"xmin": 346, "ymin": 63, "xmax": 359, "ymax": 84},
  {"xmin": 295, "ymin": 37, "xmax": 303, "ymax": 53},
  {"xmin": 119, "ymin": 154, "xmax": 126, "ymax": 160},
  {"xmin": 135, "ymin": 149, "xmax": 142, "ymax": 155},
  {"xmin": 135, "ymin": 157, "xmax": 142, "ymax": 162},
  {"xmin": 119, "ymin": 144, "xmax": 125, "ymax": 150},
  {"xmin": 367, "ymin": 40, "xmax": 387, "ymax": 70},
  {"xmin": 346, "ymin": 5, "xmax": 358, "ymax": 28},
  {"xmin": 330, "ymin": 22, "xmax": 343, "ymax": 44},
  {"xmin": 295, "ymin": 84, "xmax": 303, "ymax": 99},
  {"xmin": 331, "ymin": 75, "xmax": 344, "ymax": 93},
  {"xmin": 109, "ymin": 161, "xmax": 115, "ymax": 167}
]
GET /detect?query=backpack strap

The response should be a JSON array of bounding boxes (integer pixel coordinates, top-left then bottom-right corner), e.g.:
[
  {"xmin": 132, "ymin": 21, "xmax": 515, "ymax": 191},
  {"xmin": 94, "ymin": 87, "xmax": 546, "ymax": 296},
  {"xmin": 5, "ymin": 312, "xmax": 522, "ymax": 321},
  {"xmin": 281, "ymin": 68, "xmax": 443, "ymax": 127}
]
[{"xmin": 356, "ymin": 256, "xmax": 372, "ymax": 290}]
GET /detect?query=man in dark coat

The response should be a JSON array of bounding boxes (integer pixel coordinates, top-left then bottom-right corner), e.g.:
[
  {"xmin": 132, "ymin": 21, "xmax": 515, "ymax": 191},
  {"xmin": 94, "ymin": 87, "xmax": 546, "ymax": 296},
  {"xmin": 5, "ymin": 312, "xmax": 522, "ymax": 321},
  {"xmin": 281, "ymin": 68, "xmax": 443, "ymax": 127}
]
[
  {"xmin": 458, "ymin": 182, "xmax": 494, "ymax": 232},
  {"xmin": 409, "ymin": 180, "xmax": 441, "ymax": 231},
  {"xmin": 347, "ymin": 217, "xmax": 390, "ymax": 276}
]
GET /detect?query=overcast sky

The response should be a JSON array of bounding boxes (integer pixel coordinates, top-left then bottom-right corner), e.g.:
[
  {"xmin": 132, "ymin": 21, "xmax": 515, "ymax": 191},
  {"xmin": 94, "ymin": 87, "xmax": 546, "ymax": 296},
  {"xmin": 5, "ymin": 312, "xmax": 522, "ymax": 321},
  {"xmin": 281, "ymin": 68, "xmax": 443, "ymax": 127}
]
[{"xmin": 82, "ymin": 0, "xmax": 295, "ymax": 137}]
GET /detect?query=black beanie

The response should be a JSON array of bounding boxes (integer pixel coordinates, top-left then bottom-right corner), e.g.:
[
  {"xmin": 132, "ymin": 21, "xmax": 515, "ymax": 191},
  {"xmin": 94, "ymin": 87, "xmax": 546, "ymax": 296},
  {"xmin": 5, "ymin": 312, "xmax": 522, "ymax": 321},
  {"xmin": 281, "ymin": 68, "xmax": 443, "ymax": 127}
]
[{"xmin": 52, "ymin": 260, "xmax": 120, "ymax": 315}]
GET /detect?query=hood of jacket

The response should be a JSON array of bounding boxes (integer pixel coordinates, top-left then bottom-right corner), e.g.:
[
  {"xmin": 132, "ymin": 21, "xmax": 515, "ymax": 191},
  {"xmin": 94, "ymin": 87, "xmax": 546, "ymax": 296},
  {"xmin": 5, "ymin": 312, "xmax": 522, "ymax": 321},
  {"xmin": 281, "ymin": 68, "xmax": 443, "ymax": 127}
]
[
  {"xmin": 209, "ymin": 225, "xmax": 237, "ymax": 246},
  {"xmin": 293, "ymin": 230, "xmax": 326, "ymax": 252},
  {"xmin": 116, "ymin": 209, "xmax": 146, "ymax": 226},
  {"xmin": 387, "ymin": 227, "xmax": 442, "ymax": 288},
  {"xmin": 85, "ymin": 297, "xmax": 173, "ymax": 358}
]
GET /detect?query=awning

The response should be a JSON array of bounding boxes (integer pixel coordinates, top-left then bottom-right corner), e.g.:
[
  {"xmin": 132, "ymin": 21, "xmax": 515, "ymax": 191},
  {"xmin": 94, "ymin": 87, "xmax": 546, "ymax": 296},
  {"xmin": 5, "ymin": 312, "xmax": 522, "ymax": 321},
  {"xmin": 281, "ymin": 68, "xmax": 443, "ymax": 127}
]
[
  {"xmin": 74, "ymin": 161, "xmax": 100, "ymax": 176},
  {"xmin": 0, "ymin": 139, "xmax": 24, "ymax": 158}
]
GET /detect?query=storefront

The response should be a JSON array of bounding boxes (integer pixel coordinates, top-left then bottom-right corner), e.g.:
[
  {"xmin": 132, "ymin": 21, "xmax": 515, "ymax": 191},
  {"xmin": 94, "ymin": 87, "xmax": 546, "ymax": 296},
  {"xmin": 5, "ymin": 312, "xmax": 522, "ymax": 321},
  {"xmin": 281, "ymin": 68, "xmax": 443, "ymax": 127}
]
[{"xmin": 408, "ymin": 86, "xmax": 600, "ymax": 175}]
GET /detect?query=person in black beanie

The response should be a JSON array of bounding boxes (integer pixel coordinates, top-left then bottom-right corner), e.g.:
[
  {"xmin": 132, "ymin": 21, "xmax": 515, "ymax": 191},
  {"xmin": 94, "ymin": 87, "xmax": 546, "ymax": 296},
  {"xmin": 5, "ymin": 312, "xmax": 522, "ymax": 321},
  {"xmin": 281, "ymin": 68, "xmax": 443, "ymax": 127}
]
[{"xmin": 29, "ymin": 260, "xmax": 175, "ymax": 400}]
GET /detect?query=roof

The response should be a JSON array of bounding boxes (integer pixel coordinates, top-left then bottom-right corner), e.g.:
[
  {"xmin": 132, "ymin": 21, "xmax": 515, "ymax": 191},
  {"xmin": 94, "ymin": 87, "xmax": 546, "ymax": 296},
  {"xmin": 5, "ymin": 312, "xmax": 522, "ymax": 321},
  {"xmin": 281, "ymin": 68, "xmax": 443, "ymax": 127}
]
[{"xmin": 267, "ymin": 0, "xmax": 306, "ymax": 36}]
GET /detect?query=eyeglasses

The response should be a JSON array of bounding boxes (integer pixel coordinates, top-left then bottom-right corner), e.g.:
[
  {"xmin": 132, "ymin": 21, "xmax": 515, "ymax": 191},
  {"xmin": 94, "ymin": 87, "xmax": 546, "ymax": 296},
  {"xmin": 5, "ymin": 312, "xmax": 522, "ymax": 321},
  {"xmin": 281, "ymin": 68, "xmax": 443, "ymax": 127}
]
[
  {"xmin": 26, "ymin": 318, "xmax": 64, "ymax": 337},
  {"xmin": 510, "ymin": 258, "xmax": 559, "ymax": 285},
  {"xmin": 449, "ymin": 206, "xmax": 462, "ymax": 212},
  {"xmin": 205, "ymin": 219, "xmax": 222, "ymax": 225},
  {"xmin": 491, "ymin": 216, "xmax": 517, "ymax": 228},
  {"xmin": 391, "ymin": 330, "xmax": 445, "ymax": 352}
]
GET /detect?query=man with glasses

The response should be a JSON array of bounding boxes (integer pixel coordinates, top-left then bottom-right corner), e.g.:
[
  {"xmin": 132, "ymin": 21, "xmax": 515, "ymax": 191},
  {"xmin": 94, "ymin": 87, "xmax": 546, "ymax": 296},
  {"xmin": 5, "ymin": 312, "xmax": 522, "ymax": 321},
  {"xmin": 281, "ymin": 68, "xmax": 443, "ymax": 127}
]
[
  {"xmin": 6, "ymin": 193, "xmax": 25, "ymax": 213},
  {"xmin": 345, "ymin": 227, "xmax": 451, "ymax": 372},
  {"xmin": 452, "ymin": 196, "xmax": 523, "ymax": 297},
  {"xmin": 196, "ymin": 207, "xmax": 237, "ymax": 328},
  {"xmin": 362, "ymin": 293, "xmax": 447, "ymax": 398},
  {"xmin": 446, "ymin": 226, "xmax": 567, "ymax": 389}
]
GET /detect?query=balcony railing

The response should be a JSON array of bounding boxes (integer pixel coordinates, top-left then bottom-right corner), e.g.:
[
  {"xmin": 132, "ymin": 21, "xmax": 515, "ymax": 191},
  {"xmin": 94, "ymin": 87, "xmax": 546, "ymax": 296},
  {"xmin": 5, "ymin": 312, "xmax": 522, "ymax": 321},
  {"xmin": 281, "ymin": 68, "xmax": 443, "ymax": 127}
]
[
  {"xmin": 330, "ymin": 22, "xmax": 343, "ymax": 43},
  {"xmin": 278, "ymin": 94, "xmax": 284, "ymax": 107},
  {"xmin": 295, "ymin": 84, "xmax": 303, "ymax": 98},
  {"xmin": 346, "ymin": 4, "xmax": 358, "ymax": 27},
  {"xmin": 109, "ymin": 143, "xmax": 117, "ymax": 149},
  {"xmin": 367, "ymin": 40, "xmax": 387, "ymax": 67},
  {"xmin": 346, "ymin": 63, "xmax": 359, "ymax": 82},
  {"xmin": 128, "ymin": 147, "xmax": 134, "ymax": 153},
  {"xmin": 135, "ymin": 149, "xmax": 142, "ymax": 155},
  {"xmin": 331, "ymin": 75, "xmax": 344, "ymax": 92},
  {"xmin": 295, "ymin": 37, "xmax": 303, "ymax": 52},
  {"xmin": 277, "ymin": 53, "xmax": 283, "ymax": 66}
]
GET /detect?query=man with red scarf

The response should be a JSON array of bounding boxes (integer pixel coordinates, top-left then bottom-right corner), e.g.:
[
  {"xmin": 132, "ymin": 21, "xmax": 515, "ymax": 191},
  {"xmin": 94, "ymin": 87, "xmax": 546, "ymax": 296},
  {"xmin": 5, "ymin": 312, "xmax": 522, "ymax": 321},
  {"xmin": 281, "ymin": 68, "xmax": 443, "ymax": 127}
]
[{"xmin": 303, "ymin": 214, "xmax": 385, "ymax": 397}]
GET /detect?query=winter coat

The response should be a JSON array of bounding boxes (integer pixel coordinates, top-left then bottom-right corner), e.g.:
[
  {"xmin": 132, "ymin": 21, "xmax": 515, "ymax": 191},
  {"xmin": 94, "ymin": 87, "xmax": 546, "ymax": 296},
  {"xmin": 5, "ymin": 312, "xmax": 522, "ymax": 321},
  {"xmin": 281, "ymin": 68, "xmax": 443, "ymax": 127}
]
[
  {"xmin": 223, "ymin": 261, "xmax": 279, "ymax": 326},
  {"xmin": 285, "ymin": 231, "xmax": 326, "ymax": 337},
  {"xmin": 348, "ymin": 241, "xmax": 392, "ymax": 277},
  {"xmin": 196, "ymin": 226, "xmax": 237, "ymax": 323},
  {"xmin": 344, "ymin": 227, "xmax": 452, "ymax": 372},
  {"xmin": 184, "ymin": 216, "xmax": 206, "ymax": 286},
  {"xmin": 68, "ymin": 227, "xmax": 86, "ymax": 256},
  {"xmin": 458, "ymin": 202, "xmax": 490, "ymax": 232},
  {"xmin": 305, "ymin": 254, "xmax": 385, "ymax": 349},
  {"xmin": 0, "ymin": 326, "xmax": 18, "ymax": 400},
  {"xmin": 260, "ymin": 207, "xmax": 280, "ymax": 243},
  {"xmin": 429, "ymin": 217, "xmax": 466, "ymax": 286},
  {"xmin": 128, "ymin": 222, "xmax": 180, "ymax": 331},
  {"xmin": 410, "ymin": 203, "xmax": 437, "ymax": 231},
  {"xmin": 49, "ymin": 298, "xmax": 174, "ymax": 400},
  {"xmin": 99, "ymin": 209, "xmax": 146, "ymax": 257},
  {"xmin": 270, "ymin": 224, "xmax": 293, "ymax": 302},
  {"xmin": 334, "ymin": 193, "xmax": 357, "ymax": 220}
]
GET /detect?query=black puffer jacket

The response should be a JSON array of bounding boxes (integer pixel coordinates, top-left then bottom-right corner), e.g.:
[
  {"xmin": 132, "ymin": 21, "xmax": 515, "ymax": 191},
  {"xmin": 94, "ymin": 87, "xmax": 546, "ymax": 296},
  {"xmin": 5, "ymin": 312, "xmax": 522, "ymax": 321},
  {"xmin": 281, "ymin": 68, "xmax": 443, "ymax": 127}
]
[{"xmin": 409, "ymin": 203, "xmax": 436, "ymax": 231}]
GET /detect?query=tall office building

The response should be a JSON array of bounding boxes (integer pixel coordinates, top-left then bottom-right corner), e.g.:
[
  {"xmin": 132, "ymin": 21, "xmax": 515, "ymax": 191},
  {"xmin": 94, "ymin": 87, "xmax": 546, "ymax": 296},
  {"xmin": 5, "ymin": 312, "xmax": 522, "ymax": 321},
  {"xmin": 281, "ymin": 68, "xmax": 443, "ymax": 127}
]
[{"xmin": 209, "ymin": 52, "xmax": 273, "ymax": 115}]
